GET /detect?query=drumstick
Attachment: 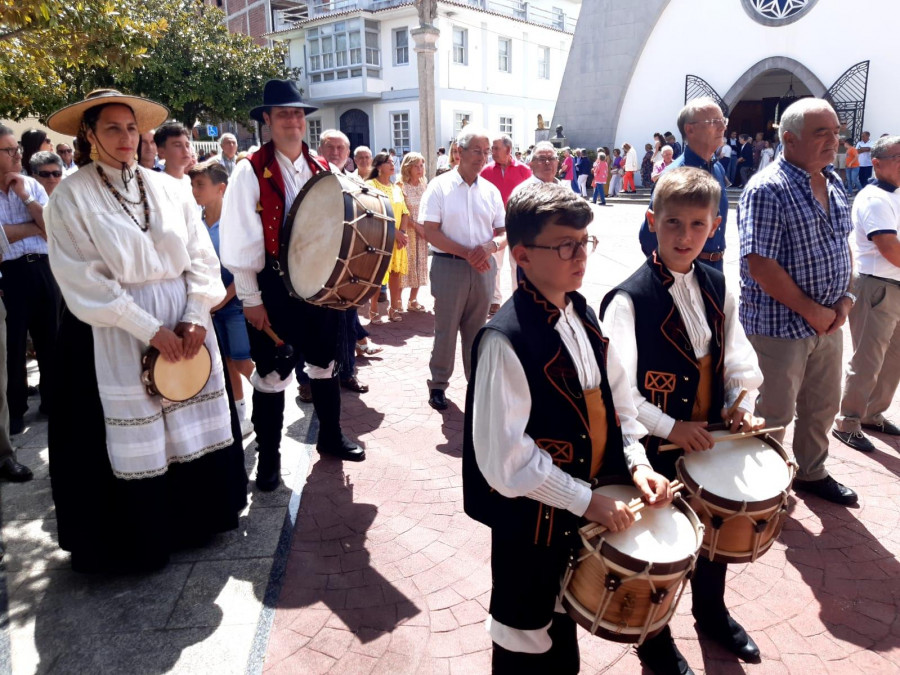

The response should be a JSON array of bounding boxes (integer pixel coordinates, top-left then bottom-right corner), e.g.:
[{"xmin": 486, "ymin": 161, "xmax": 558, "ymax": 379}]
[
  {"xmin": 580, "ymin": 480, "xmax": 684, "ymax": 539},
  {"xmin": 657, "ymin": 426, "xmax": 785, "ymax": 452},
  {"xmin": 262, "ymin": 326, "xmax": 286, "ymax": 346},
  {"xmin": 726, "ymin": 389, "xmax": 748, "ymax": 419}
]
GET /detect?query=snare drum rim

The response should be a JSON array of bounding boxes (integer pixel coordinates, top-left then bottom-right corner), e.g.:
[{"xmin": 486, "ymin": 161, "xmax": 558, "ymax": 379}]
[
  {"xmin": 676, "ymin": 423, "xmax": 795, "ymax": 513},
  {"xmin": 583, "ymin": 477, "xmax": 704, "ymax": 577}
]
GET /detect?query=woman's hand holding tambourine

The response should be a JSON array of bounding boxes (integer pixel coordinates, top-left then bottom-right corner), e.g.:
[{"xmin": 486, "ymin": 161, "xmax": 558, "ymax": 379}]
[
  {"xmin": 176, "ymin": 322, "xmax": 207, "ymax": 359},
  {"xmin": 150, "ymin": 326, "xmax": 183, "ymax": 363}
]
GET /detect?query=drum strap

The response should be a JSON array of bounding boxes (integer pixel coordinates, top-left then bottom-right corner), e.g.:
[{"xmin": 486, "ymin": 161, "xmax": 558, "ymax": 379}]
[
  {"xmin": 691, "ymin": 355, "xmax": 714, "ymax": 422},
  {"xmin": 584, "ymin": 388, "xmax": 608, "ymax": 478}
]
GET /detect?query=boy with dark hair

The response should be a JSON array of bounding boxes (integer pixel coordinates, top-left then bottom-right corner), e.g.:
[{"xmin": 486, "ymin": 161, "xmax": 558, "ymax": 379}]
[
  {"xmin": 601, "ymin": 167, "xmax": 765, "ymax": 674},
  {"xmin": 463, "ymin": 183, "xmax": 672, "ymax": 673},
  {"xmin": 190, "ymin": 159, "xmax": 254, "ymax": 437},
  {"xmin": 155, "ymin": 122, "xmax": 193, "ymax": 184}
]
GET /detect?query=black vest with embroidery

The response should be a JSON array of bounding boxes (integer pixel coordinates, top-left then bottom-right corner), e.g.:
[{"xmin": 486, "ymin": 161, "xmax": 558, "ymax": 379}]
[
  {"xmin": 462, "ymin": 280, "xmax": 628, "ymax": 548},
  {"xmin": 599, "ymin": 253, "xmax": 726, "ymax": 478}
]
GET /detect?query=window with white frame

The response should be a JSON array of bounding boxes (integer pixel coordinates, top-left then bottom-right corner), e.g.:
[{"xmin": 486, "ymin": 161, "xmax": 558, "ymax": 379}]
[
  {"xmin": 498, "ymin": 37, "xmax": 511, "ymax": 73},
  {"xmin": 499, "ymin": 116, "xmax": 513, "ymax": 136},
  {"xmin": 391, "ymin": 112, "xmax": 410, "ymax": 154},
  {"xmin": 393, "ymin": 27, "xmax": 409, "ymax": 66},
  {"xmin": 537, "ymin": 46, "xmax": 549, "ymax": 79},
  {"xmin": 452, "ymin": 27, "xmax": 468, "ymax": 65},
  {"xmin": 308, "ymin": 119, "xmax": 322, "ymax": 149},
  {"xmin": 454, "ymin": 112, "xmax": 472, "ymax": 136},
  {"xmin": 307, "ymin": 19, "xmax": 381, "ymax": 82}
]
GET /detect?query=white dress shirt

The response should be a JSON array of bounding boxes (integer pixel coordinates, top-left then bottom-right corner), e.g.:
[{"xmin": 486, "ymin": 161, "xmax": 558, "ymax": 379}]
[
  {"xmin": 603, "ymin": 266, "xmax": 762, "ymax": 439},
  {"xmin": 220, "ymin": 149, "xmax": 313, "ymax": 307},
  {"xmin": 419, "ymin": 168, "xmax": 505, "ymax": 253},
  {"xmin": 472, "ymin": 300, "xmax": 650, "ymax": 520},
  {"xmin": 0, "ymin": 176, "xmax": 49, "ymax": 260}
]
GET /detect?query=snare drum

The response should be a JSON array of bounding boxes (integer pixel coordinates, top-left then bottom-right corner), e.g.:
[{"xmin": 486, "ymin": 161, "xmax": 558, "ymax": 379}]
[
  {"xmin": 141, "ymin": 345, "xmax": 212, "ymax": 402},
  {"xmin": 280, "ymin": 171, "xmax": 395, "ymax": 309},
  {"xmin": 676, "ymin": 427, "xmax": 796, "ymax": 564},
  {"xmin": 560, "ymin": 480, "xmax": 703, "ymax": 645}
]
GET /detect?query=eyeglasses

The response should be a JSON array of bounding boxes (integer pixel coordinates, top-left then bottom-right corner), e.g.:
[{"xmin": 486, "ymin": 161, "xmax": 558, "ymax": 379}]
[
  {"xmin": 690, "ymin": 117, "xmax": 729, "ymax": 128},
  {"xmin": 525, "ymin": 236, "xmax": 598, "ymax": 260},
  {"xmin": 532, "ymin": 156, "xmax": 558, "ymax": 164},
  {"xmin": 37, "ymin": 170, "xmax": 63, "ymax": 178},
  {"xmin": 0, "ymin": 146, "xmax": 23, "ymax": 158},
  {"xmin": 58, "ymin": 149, "xmax": 73, "ymax": 154},
  {"xmin": 462, "ymin": 148, "xmax": 489, "ymax": 157}
]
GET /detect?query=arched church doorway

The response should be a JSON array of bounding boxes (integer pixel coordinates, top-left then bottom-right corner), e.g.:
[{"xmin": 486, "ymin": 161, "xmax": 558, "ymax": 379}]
[
  {"xmin": 340, "ymin": 109, "xmax": 370, "ymax": 154},
  {"xmin": 728, "ymin": 69, "xmax": 814, "ymax": 142}
]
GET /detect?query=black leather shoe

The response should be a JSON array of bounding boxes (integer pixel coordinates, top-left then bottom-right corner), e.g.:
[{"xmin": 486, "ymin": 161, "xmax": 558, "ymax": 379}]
[
  {"xmin": 636, "ymin": 634, "xmax": 693, "ymax": 674},
  {"xmin": 317, "ymin": 433, "xmax": 366, "ymax": 462},
  {"xmin": 0, "ymin": 455, "xmax": 33, "ymax": 482},
  {"xmin": 26, "ymin": 385, "xmax": 38, "ymax": 397},
  {"xmin": 695, "ymin": 615, "xmax": 760, "ymax": 663},
  {"xmin": 832, "ymin": 428, "xmax": 876, "ymax": 453},
  {"xmin": 255, "ymin": 448, "xmax": 281, "ymax": 492},
  {"xmin": 9, "ymin": 417, "xmax": 24, "ymax": 436},
  {"xmin": 340, "ymin": 376, "xmax": 369, "ymax": 393},
  {"xmin": 793, "ymin": 475, "xmax": 858, "ymax": 505},
  {"xmin": 428, "ymin": 389, "xmax": 448, "ymax": 411},
  {"xmin": 862, "ymin": 419, "xmax": 900, "ymax": 435}
]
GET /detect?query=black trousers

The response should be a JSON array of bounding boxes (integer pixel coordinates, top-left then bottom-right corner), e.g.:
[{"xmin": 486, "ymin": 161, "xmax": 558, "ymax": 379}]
[
  {"xmin": 248, "ymin": 263, "xmax": 341, "ymax": 378},
  {"xmin": 0, "ymin": 255, "xmax": 61, "ymax": 420}
]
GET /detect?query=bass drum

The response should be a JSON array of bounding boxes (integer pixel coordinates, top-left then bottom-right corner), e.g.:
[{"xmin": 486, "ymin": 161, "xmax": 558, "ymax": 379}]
[{"xmin": 280, "ymin": 171, "xmax": 395, "ymax": 309}]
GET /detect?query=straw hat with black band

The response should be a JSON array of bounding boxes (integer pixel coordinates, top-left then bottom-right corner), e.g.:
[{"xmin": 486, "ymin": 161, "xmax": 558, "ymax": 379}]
[{"xmin": 47, "ymin": 89, "xmax": 169, "ymax": 182}]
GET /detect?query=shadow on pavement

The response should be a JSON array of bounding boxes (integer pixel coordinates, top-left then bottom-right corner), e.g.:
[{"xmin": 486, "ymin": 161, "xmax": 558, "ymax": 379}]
[{"xmin": 276, "ymin": 459, "xmax": 420, "ymax": 641}]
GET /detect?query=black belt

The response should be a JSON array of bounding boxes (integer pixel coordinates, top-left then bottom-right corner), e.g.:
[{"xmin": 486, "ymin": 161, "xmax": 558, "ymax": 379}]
[
  {"xmin": 432, "ymin": 252, "xmax": 466, "ymax": 261},
  {"xmin": 3, "ymin": 253, "xmax": 48, "ymax": 264},
  {"xmin": 861, "ymin": 273, "xmax": 900, "ymax": 288},
  {"xmin": 698, "ymin": 250, "xmax": 725, "ymax": 262}
]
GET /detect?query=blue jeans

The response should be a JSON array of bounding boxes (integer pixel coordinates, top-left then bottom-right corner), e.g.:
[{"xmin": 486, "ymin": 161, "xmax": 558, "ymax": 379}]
[
  {"xmin": 592, "ymin": 184, "xmax": 606, "ymax": 204},
  {"xmin": 845, "ymin": 167, "xmax": 862, "ymax": 194}
]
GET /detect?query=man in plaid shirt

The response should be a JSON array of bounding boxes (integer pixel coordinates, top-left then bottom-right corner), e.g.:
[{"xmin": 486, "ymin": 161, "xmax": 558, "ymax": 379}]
[{"xmin": 738, "ymin": 98, "xmax": 858, "ymax": 506}]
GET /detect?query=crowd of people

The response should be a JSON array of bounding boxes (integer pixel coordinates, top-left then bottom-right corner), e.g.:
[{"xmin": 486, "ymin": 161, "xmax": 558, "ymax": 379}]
[{"xmin": 0, "ymin": 79, "xmax": 896, "ymax": 674}]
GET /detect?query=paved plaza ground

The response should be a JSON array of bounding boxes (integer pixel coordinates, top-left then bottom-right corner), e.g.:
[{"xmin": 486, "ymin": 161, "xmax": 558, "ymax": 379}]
[{"xmin": 2, "ymin": 201, "xmax": 899, "ymax": 674}]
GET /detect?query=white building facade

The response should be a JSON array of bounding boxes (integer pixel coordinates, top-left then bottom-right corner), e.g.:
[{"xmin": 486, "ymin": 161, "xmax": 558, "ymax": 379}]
[
  {"xmin": 554, "ymin": 0, "xmax": 896, "ymax": 154},
  {"xmin": 267, "ymin": 0, "xmax": 579, "ymax": 154}
]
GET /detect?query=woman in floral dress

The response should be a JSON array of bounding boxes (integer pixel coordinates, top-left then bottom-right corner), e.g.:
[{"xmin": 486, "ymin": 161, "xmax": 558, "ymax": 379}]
[{"xmin": 397, "ymin": 152, "xmax": 428, "ymax": 312}]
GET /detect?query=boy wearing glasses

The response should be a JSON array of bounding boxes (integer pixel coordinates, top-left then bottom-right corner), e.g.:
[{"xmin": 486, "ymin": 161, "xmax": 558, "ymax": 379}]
[
  {"xmin": 463, "ymin": 183, "xmax": 671, "ymax": 673},
  {"xmin": 601, "ymin": 167, "xmax": 765, "ymax": 673}
]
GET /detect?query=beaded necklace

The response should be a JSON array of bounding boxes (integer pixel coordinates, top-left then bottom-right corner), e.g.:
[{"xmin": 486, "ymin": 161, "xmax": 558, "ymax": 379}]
[{"xmin": 97, "ymin": 164, "xmax": 150, "ymax": 232}]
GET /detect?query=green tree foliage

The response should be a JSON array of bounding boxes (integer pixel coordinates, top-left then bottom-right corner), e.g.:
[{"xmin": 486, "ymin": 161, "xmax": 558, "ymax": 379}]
[
  {"xmin": 0, "ymin": 0, "xmax": 167, "ymax": 119},
  {"xmin": 0, "ymin": 0, "xmax": 297, "ymax": 127},
  {"xmin": 123, "ymin": 0, "xmax": 298, "ymax": 128}
]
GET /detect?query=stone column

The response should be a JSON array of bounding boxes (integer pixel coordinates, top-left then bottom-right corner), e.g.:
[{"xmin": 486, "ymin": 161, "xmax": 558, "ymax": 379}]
[{"xmin": 411, "ymin": 25, "xmax": 439, "ymax": 179}]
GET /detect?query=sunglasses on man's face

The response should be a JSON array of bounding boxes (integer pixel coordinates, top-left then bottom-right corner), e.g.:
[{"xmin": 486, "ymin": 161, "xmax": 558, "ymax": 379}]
[{"xmin": 37, "ymin": 170, "xmax": 63, "ymax": 178}]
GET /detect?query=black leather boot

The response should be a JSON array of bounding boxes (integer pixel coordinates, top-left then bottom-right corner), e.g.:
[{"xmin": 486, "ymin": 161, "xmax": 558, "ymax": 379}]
[
  {"xmin": 309, "ymin": 377, "xmax": 365, "ymax": 461},
  {"xmin": 252, "ymin": 389, "xmax": 284, "ymax": 491}
]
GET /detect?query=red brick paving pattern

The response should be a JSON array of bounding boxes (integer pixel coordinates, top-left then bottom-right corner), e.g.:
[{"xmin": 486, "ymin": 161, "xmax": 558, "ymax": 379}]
[{"xmin": 265, "ymin": 301, "xmax": 900, "ymax": 674}]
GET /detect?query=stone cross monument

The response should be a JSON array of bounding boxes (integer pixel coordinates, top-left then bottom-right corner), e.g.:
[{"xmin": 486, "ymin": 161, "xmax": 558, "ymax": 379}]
[{"xmin": 413, "ymin": 0, "xmax": 439, "ymax": 178}]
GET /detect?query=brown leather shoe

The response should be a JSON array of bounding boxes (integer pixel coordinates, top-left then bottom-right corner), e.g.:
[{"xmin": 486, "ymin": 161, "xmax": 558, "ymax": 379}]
[
  {"xmin": 340, "ymin": 376, "xmax": 369, "ymax": 393},
  {"xmin": 297, "ymin": 382, "xmax": 313, "ymax": 403}
]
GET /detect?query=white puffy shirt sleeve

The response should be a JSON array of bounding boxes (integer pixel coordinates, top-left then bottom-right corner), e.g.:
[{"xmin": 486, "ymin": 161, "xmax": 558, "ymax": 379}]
[
  {"xmin": 179, "ymin": 190, "xmax": 226, "ymax": 327},
  {"xmin": 472, "ymin": 330, "xmax": 595, "ymax": 517},
  {"xmin": 45, "ymin": 187, "xmax": 162, "ymax": 343},
  {"xmin": 723, "ymin": 284, "xmax": 763, "ymax": 414},
  {"xmin": 220, "ymin": 159, "xmax": 265, "ymax": 307}
]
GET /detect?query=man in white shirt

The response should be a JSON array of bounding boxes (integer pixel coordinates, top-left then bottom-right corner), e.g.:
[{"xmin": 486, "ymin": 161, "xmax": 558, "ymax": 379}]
[
  {"xmin": 352, "ymin": 145, "xmax": 373, "ymax": 180},
  {"xmin": 0, "ymin": 125, "xmax": 60, "ymax": 442},
  {"xmin": 519, "ymin": 141, "xmax": 560, "ymax": 187},
  {"xmin": 420, "ymin": 127, "xmax": 505, "ymax": 410},
  {"xmin": 55, "ymin": 143, "xmax": 77, "ymax": 176},
  {"xmin": 833, "ymin": 135, "xmax": 900, "ymax": 452},
  {"xmin": 857, "ymin": 130, "xmax": 874, "ymax": 185},
  {"xmin": 221, "ymin": 79, "xmax": 364, "ymax": 491},
  {"xmin": 216, "ymin": 133, "xmax": 239, "ymax": 177}
]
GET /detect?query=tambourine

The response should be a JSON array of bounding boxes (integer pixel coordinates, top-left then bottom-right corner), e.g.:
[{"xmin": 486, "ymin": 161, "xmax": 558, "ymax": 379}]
[{"xmin": 141, "ymin": 345, "xmax": 212, "ymax": 402}]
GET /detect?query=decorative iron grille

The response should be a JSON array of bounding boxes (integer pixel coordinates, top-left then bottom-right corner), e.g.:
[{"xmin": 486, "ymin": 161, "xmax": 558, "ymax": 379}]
[
  {"xmin": 824, "ymin": 61, "xmax": 869, "ymax": 143},
  {"xmin": 685, "ymin": 75, "xmax": 729, "ymax": 116}
]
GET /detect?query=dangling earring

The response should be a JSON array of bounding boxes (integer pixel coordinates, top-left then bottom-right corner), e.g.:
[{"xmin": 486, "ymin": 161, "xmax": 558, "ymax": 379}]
[{"xmin": 90, "ymin": 145, "xmax": 99, "ymax": 162}]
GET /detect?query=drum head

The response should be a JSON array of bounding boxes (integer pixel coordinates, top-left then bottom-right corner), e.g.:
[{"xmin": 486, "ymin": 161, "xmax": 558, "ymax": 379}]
[
  {"xmin": 152, "ymin": 345, "xmax": 211, "ymax": 402},
  {"xmin": 681, "ymin": 430, "xmax": 790, "ymax": 502},
  {"xmin": 286, "ymin": 172, "xmax": 345, "ymax": 300},
  {"xmin": 592, "ymin": 484, "xmax": 700, "ymax": 563}
]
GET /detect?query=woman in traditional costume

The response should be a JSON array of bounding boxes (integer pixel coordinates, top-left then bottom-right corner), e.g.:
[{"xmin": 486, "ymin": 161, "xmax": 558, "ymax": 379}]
[{"xmin": 44, "ymin": 90, "xmax": 247, "ymax": 573}]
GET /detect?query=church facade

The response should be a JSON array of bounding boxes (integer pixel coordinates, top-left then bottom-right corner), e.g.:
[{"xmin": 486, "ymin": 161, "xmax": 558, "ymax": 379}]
[{"xmin": 553, "ymin": 0, "xmax": 893, "ymax": 152}]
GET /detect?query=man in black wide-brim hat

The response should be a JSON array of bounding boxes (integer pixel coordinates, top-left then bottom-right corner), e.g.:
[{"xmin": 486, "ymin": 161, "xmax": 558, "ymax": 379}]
[{"xmin": 220, "ymin": 79, "xmax": 364, "ymax": 490}]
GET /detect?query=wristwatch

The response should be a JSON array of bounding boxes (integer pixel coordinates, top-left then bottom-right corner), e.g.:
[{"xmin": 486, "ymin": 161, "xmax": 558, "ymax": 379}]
[
  {"xmin": 21, "ymin": 195, "xmax": 35, "ymax": 206},
  {"xmin": 842, "ymin": 291, "xmax": 857, "ymax": 305}
]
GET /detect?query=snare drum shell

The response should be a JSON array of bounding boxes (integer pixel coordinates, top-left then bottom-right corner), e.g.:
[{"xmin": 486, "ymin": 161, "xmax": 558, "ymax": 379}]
[{"xmin": 676, "ymin": 427, "xmax": 795, "ymax": 564}]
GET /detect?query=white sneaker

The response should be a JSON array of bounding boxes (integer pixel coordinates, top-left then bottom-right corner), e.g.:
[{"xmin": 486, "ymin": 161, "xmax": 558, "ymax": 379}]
[{"xmin": 240, "ymin": 417, "xmax": 254, "ymax": 439}]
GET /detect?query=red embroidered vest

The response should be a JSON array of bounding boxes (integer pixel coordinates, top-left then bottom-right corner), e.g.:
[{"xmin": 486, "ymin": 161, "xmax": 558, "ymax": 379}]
[{"xmin": 248, "ymin": 140, "xmax": 328, "ymax": 258}]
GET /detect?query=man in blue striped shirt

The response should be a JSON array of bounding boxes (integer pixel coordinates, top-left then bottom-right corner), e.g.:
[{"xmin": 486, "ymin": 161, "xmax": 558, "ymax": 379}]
[{"xmin": 738, "ymin": 98, "xmax": 857, "ymax": 506}]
